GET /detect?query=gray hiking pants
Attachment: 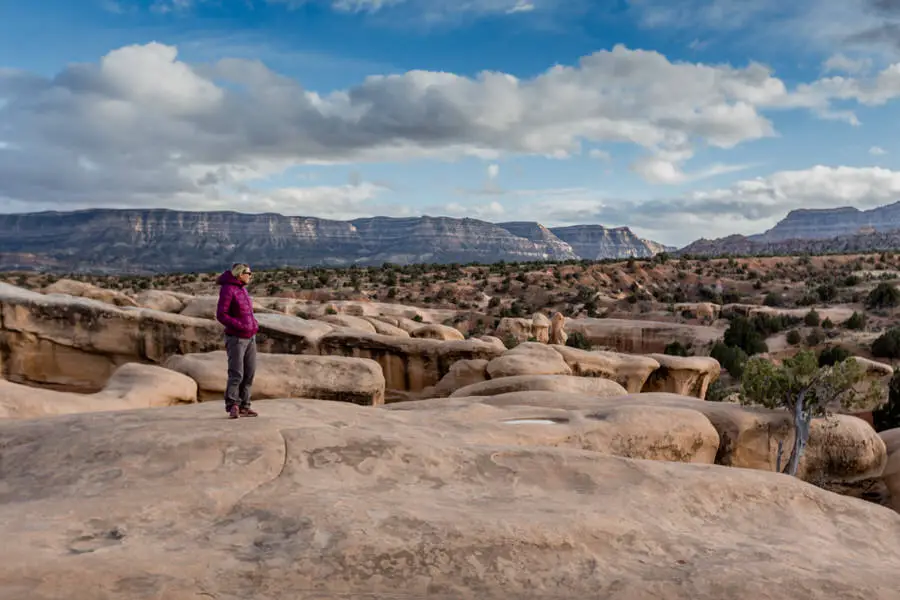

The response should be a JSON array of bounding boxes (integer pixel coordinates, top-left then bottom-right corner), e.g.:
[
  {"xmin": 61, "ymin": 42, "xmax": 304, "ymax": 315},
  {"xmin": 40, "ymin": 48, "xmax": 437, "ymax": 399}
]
[{"xmin": 224, "ymin": 335, "xmax": 256, "ymax": 410}]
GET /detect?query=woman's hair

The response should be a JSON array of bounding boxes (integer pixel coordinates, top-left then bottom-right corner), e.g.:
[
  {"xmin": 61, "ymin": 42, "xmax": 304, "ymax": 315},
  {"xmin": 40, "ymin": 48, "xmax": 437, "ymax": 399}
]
[{"xmin": 231, "ymin": 263, "xmax": 251, "ymax": 277}]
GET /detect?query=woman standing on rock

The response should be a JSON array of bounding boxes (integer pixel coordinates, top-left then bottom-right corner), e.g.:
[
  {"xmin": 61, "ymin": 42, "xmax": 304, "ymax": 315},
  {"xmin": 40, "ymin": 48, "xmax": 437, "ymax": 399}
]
[{"xmin": 215, "ymin": 263, "xmax": 259, "ymax": 419}]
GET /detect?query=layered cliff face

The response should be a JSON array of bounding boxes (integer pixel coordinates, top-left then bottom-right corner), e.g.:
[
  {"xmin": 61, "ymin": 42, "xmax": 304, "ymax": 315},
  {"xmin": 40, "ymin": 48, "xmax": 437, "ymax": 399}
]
[
  {"xmin": 549, "ymin": 225, "xmax": 670, "ymax": 259},
  {"xmin": 678, "ymin": 230, "xmax": 900, "ymax": 257},
  {"xmin": 753, "ymin": 202, "xmax": 900, "ymax": 242},
  {"xmin": 0, "ymin": 210, "xmax": 667, "ymax": 273},
  {"xmin": 495, "ymin": 222, "xmax": 579, "ymax": 260}
]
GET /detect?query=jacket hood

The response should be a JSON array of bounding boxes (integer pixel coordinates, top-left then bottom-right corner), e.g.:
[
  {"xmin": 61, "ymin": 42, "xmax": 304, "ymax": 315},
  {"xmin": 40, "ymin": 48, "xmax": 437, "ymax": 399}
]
[{"xmin": 216, "ymin": 270, "xmax": 244, "ymax": 286}]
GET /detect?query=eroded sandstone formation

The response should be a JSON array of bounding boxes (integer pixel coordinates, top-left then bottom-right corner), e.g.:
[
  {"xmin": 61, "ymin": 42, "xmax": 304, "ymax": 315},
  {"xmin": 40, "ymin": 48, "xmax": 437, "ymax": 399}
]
[
  {"xmin": 0, "ymin": 363, "xmax": 197, "ymax": 419},
  {"xmin": 1, "ymin": 398, "xmax": 899, "ymax": 599},
  {"xmin": 164, "ymin": 351, "xmax": 386, "ymax": 406}
]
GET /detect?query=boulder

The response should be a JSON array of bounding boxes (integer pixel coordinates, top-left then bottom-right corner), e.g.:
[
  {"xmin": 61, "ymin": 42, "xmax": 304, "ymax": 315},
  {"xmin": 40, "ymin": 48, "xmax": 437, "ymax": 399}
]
[
  {"xmin": 0, "ymin": 363, "xmax": 197, "ymax": 419},
  {"xmin": 486, "ymin": 343, "xmax": 573, "ymax": 379},
  {"xmin": 43, "ymin": 279, "xmax": 138, "ymax": 308},
  {"xmin": 610, "ymin": 393, "xmax": 886, "ymax": 483},
  {"xmin": 362, "ymin": 317, "xmax": 410, "ymax": 337},
  {"xmin": 429, "ymin": 359, "xmax": 489, "ymax": 398},
  {"xmin": 180, "ymin": 295, "xmax": 276, "ymax": 320},
  {"xmin": 495, "ymin": 317, "xmax": 534, "ymax": 343},
  {"xmin": 881, "ymin": 428, "xmax": 900, "ymax": 513},
  {"xmin": 3, "ymin": 400, "xmax": 900, "ymax": 599},
  {"xmin": 450, "ymin": 375, "xmax": 627, "ymax": 399},
  {"xmin": 316, "ymin": 314, "xmax": 379, "ymax": 334},
  {"xmin": 410, "ymin": 324, "xmax": 465, "ymax": 341},
  {"xmin": 133, "ymin": 290, "xmax": 188, "ymax": 313},
  {"xmin": 316, "ymin": 332, "xmax": 504, "ymax": 392},
  {"xmin": 163, "ymin": 351, "xmax": 385, "ymax": 406},
  {"xmin": 552, "ymin": 345, "xmax": 660, "ymax": 393},
  {"xmin": 370, "ymin": 315, "xmax": 430, "ymax": 334},
  {"xmin": 641, "ymin": 354, "xmax": 721, "ymax": 399}
]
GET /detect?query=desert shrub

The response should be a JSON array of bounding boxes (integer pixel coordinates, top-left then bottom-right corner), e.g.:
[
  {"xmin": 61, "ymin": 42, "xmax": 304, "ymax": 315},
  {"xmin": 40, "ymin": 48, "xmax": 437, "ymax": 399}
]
[
  {"xmin": 723, "ymin": 317, "xmax": 768, "ymax": 355},
  {"xmin": 822, "ymin": 317, "xmax": 834, "ymax": 329},
  {"xmin": 805, "ymin": 328, "xmax": 824, "ymax": 346},
  {"xmin": 565, "ymin": 331, "xmax": 592, "ymax": 350},
  {"xmin": 786, "ymin": 329, "xmax": 802, "ymax": 345},
  {"xmin": 873, "ymin": 370, "xmax": 900, "ymax": 432},
  {"xmin": 872, "ymin": 328, "xmax": 900, "ymax": 359},
  {"xmin": 804, "ymin": 309, "xmax": 821, "ymax": 327},
  {"xmin": 763, "ymin": 292, "xmax": 783, "ymax": 307},
  {"xmin": 844, "ymin": 311, "xmax": 866, "ymax": 330},
  {"xmin": 816, "ymin": 283, "xmax": 837, "ymax": 301},
  {"xmin": 664, "ymin": 341, "xmax": 693, "ymax": 357},
  {"xmin": 710, "ymin": 342, "xmax": 749, "ymax": 378},
  {"xmin": 866, "ymin": 282, "xmax": 900, "ymax": 309},
  {"xmin": 818, "ymin": 345, "xmax": 852, "ymax": 366}
]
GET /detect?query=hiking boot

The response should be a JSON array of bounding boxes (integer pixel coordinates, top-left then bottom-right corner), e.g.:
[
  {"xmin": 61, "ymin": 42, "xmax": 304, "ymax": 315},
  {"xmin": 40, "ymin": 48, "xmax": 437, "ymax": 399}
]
[
  {"xmin": 228, "ymin": 405, "xmax": 239, "ymax": 419},
  {"xmin": 239, "ymin": 407, "xmax": 258, "ymax": 417}
]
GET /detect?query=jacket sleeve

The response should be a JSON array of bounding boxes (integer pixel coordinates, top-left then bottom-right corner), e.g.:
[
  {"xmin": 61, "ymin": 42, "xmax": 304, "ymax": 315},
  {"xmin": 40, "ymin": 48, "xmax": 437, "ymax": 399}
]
[{"xmin": 216, "ymin": 286, "xmax": 243, "ymax": 331}]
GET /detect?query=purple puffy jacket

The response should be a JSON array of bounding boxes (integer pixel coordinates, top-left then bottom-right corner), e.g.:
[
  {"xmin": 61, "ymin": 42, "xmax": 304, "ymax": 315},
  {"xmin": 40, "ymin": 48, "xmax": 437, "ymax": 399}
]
[{"xmin": 215, "ymin": 270, "xmax": 259, "ymax": 338}]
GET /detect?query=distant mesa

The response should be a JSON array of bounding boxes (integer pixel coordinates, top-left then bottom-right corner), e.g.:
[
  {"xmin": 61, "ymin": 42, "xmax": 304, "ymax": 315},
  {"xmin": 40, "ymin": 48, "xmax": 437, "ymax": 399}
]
[
  {"xmin": 0, "ymin": 209, "xmax": 672, "ymax": 274},
  {"xmin": 678, "ymin": 200, "xmax": 900, "ymax": 256}
]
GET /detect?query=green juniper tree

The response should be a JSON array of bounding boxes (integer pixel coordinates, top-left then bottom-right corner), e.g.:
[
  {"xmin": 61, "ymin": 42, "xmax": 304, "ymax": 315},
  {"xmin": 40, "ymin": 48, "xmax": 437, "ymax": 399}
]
[{"xmin": 739, "ymin": 350, "xmax": 884, "ymax": 476}]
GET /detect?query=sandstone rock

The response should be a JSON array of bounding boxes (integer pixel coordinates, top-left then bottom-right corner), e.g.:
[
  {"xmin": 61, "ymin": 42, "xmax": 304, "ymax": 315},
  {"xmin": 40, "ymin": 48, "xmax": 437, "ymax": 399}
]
[
  {"xmin": 495, "ymin": 317, "xmax": 534, "ymax": 343},
  {"xmin": 0, "ymin": 363, "xmax": 197, "ymax": 419},
  {"xmin": 316, "ymin": 314, "xmax": 379, "ymax": 334},
  {"xmin": 429, "ymin": 359, "xmax": 489, "ymax": 397},
  {"xmin": 478, "ymin": 335, "xmax": 507, "ymax": 352},
  {"xmin": 43, "ymin": 279, "xmax": 139, "ymax": 308},
  {"xmin": 0, "ymin": 283, "xmax": 226, "ymax": 391},
  {"xmin": 318, "ymin": 332, "xmax": 504, "ymax": 392},
  {"xmin": 410, "ymin": 323, "xmax": 465, "ymax": 341},
  {"xmin": 641, "ymin": 354, "xmax": 721, "ymax": 399},
  {"xmin": 254, "ymin": 313, "xmax": 332, "ymax": 352},
  {"xmin": 566, "ymin": 317, "xmax": 721, "ymax": 354},
  {"xmin": 674, "ymin": 302, "xmax": 720, "ymax": 321},
  {"xmin": 531, "ymin": 312, "xmax": 551, "ymax": 343},
  {"xmin": 362, "ymin": 317, "xmax": 410, "ymax": 337},
  {"xmin": 164, "ymin": 351, "xmax": 384, "ymax": 406},
  {"xmin": 881, "ymin": 428, "xmax": 900, "ymax": 513},
  {"xmin": 609, "ymin": 392, "xmax": 885, "ymax": 483},
  {"xmin": 550, "ymin": 311, "xmax": 568, "ymax": 345},
  {"xmin": 552, "ymin": 345, "xmax": 659, "ymax": 393},
  {"xmin": 846, "ymin": 357, "xmax": 895, "ymax": 412},
  {"xmin": 486, "ymin": 342, "xmax": 573, "ymax": 379},
  {"xmin": 391, "ymin": 391, "xmax": 717, "ymax": 464},
  {"xmin": 370, "ymin": 315, "xmax": 429, "ymax": 334},
  {"xmin": 450, "ymin": 375, "xmax": 627, "ymax": 399},
  {"xmin": 4, "ymin": 400, "xmax": 899, "ymax": 599},
  {"xmin": 802, "ymin": 415, "xmax": 887, "ymax": 483},
  {"xmin": 133, "ymin": 290, "xmax": 188, "ymax": 313}
]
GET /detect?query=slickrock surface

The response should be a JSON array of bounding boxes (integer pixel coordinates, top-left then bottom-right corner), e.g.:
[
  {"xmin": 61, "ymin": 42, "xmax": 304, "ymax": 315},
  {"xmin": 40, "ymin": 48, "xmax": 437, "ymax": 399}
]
[{"xmin": 1, "ymin": 398, "xmax": 898, "ymax": 600}]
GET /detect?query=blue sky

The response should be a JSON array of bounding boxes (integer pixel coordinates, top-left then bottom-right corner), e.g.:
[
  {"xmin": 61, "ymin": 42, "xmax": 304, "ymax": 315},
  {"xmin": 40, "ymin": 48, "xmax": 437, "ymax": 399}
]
[{"xmin": 3, "ymin": 0, "xmax": 900, "ymax": 246}]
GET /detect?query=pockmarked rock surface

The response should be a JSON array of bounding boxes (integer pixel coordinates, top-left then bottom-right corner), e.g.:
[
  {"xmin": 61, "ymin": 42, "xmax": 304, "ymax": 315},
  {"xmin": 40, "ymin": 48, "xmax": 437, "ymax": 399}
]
[
  {"xmin": 450, "ymin": 374, "xmax": 628, "ymax": 399},
  {"xmin": 880, "ymin": 428, "xmax": 900, "ymax": 513},
  {"xmin": 163, "ymin": 351, "xmax": 386, "ymax": 406},
  {"xmin": 0, "ymin": 363, "xmax": 197, "ymax": 419},
  {"xmin": 2, "ymin": 399, "xmax": 899, "ymax": 600}
]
